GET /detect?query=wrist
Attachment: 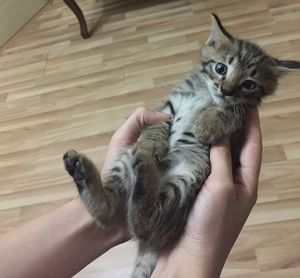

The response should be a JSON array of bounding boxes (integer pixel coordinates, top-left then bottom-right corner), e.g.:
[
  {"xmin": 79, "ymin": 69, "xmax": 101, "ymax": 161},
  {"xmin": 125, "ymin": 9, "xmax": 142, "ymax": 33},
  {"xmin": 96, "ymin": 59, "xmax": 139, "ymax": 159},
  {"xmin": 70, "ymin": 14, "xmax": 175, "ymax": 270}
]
[
  {"xmin": 152, "ymin": 242, "xmax": 227, "ymax": 278},
  {"xmin": 72, "ymin": 198, "xmax": 129, "ymax": 251},
  {"xmin": 0, "ymin": 198, "xmax": 129, "ymax": 278}
]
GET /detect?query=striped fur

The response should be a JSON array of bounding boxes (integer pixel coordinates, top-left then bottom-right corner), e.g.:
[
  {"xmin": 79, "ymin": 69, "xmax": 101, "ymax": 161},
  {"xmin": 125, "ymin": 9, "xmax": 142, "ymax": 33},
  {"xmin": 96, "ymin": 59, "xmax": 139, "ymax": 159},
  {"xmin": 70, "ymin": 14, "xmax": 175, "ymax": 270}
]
[{"xmin": 63, "ymin": 14, "xmax": 300, "ymax": 277}]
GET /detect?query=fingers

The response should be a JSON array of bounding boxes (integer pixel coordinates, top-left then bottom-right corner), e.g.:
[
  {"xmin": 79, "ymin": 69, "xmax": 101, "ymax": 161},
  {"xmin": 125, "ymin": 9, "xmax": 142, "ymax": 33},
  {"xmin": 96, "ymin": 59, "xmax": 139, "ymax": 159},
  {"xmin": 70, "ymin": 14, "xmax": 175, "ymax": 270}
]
[
  {"xmin": 238, "ymin": 107, "xmax": 262, "ymax": 193},
  {"xmin": 112, "ymin": 107, "xmax": 171, "ymax": 144},
  {"xmin": 209, "ymin": 138, "xmax": 233, "ymax": 186}
]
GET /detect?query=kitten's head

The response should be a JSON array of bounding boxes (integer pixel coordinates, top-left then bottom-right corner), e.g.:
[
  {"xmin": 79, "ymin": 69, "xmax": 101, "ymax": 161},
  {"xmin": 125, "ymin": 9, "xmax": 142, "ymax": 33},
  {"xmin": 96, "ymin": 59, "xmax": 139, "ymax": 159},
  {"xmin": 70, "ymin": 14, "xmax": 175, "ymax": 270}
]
[{"xmin": 200, "ymin": 14, "xmax": 300, "ymax": 106}]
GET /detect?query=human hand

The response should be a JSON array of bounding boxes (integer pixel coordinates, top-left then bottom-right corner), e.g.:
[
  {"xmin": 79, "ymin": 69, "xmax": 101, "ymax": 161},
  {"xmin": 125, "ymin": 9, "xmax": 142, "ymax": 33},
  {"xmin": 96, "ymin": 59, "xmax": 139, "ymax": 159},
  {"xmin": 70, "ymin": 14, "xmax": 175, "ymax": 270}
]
[
  {"xmin": 152, "ymin": 107, "xmax": 262, "ymax": 278},
  {"xmin": 0, "ymin": 107, "xmax": 171, "ymax": 278}
]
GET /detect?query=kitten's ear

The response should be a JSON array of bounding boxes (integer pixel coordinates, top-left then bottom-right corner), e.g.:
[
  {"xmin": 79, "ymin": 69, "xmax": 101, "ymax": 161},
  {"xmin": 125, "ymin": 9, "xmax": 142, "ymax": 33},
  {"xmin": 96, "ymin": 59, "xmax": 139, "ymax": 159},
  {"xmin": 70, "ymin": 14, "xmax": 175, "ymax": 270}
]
[
  {"xmin": 206, "ymin": 14, "xmax": 234, "ymax": 46},
  {"xmin": 274, "ymin": 59, "xmax": 300, "ymax": 72}
]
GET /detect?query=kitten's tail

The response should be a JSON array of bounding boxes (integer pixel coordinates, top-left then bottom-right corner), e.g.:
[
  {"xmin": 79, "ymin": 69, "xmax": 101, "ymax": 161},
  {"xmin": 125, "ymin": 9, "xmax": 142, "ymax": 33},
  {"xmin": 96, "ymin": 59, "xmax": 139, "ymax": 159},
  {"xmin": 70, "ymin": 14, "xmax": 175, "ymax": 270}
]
[{"xmin": 131, "ymin": 247, "xmax": 157, "ymax": 278}]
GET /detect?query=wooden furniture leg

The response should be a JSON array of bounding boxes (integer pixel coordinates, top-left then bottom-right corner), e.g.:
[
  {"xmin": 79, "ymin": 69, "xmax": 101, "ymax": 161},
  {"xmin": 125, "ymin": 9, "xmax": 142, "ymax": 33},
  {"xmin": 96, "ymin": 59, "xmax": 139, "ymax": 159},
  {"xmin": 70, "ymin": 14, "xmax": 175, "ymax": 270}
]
[{"xmin": 63, "ymin": 0, "xmax": 90, "ymax": 39}]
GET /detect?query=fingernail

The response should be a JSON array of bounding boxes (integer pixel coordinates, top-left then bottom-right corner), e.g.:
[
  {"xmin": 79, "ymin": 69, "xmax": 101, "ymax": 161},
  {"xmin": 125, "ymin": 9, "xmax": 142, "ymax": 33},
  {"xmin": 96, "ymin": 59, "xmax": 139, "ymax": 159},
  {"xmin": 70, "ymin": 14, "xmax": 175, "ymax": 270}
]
[{"xmin": 155, "ymin": 112, "xmax": 172, "ymax": 120}]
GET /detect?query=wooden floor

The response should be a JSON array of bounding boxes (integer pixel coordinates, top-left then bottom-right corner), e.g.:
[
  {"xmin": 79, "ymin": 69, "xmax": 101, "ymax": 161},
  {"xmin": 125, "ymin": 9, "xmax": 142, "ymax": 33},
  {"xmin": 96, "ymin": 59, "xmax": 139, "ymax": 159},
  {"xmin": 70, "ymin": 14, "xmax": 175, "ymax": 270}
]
[{"xmin": 0, "ymin": 0, "xmax": 300, "ymax": 277}]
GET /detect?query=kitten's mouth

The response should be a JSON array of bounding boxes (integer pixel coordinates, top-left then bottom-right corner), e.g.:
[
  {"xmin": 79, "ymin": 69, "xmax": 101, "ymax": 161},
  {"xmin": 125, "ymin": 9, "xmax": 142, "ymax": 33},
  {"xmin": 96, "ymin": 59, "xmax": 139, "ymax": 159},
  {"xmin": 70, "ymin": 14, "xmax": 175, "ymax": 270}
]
[
  {"xmin": 216, "ymin": 94, "xmax": 225, "ymax": 99},
  {"xmin": 210, "ymin": 84, "xmax": 235, "ymax": 105},
  {"xmin": 215, "ymin": 93, "xmax": 237, "ymax": 105},
  {"xmin": 216, "ymin": 93, "xmax": 230, "ymax": 101},
  {"xmin": 216, "ymin": 92, "xmax": 240, "ymax": 102}
]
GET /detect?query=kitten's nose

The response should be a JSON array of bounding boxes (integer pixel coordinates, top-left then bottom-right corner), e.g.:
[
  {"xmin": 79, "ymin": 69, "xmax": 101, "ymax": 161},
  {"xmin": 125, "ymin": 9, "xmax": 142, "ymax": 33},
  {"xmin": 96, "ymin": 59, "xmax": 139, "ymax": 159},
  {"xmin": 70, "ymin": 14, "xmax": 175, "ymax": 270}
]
[{"xmin": 221, "ymin": 87, "xmax": 233, "ymax": 96}]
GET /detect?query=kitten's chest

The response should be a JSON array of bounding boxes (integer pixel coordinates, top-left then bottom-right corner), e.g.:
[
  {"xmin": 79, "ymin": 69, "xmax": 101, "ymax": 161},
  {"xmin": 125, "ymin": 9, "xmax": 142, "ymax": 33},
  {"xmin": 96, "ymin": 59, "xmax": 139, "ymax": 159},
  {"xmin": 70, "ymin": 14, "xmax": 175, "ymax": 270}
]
[{"xmin": 168, "ymin": 95, "xmax": 207, "ymax": 146}]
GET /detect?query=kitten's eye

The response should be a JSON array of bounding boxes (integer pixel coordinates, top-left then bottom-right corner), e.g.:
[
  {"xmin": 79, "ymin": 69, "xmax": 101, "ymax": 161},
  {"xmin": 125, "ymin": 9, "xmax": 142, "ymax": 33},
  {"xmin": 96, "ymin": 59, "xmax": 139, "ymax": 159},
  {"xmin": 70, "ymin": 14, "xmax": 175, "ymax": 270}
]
[
  {"xmin": 215, "ymin": 63, "xmax": 227, "ymax": 76},
  {"xmin": 242, "ymin": 80, "xmax": 257, "ymax": 90}
]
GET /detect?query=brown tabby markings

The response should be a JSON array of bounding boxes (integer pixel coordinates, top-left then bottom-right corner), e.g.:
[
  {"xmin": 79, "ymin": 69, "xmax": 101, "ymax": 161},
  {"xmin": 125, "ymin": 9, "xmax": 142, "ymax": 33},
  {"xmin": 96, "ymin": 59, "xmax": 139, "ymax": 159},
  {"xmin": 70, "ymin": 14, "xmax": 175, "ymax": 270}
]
[{"xmin": 63, "ymin": 14, "xmax": 300, "ymax": 278}]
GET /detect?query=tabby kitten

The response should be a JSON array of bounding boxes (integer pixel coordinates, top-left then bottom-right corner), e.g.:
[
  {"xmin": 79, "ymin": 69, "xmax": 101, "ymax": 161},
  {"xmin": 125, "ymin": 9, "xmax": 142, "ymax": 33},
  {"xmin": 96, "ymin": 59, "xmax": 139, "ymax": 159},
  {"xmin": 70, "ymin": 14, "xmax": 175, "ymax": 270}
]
[{"xmin": 63, "ymin": 14, "xmax": 300, "ymax": 278}]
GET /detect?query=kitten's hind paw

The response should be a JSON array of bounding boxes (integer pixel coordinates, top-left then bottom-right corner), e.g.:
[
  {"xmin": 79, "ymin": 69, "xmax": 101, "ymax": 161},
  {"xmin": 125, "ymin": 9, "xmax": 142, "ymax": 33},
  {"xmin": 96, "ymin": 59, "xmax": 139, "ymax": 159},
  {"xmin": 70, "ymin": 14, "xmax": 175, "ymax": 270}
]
[
  {"xmin": 63, "ymin": 150, "xmax": 85, "ymax": 179},
  {"xmin": 63, "ymin": 150, "xmax": 98, "ymax": 193}
]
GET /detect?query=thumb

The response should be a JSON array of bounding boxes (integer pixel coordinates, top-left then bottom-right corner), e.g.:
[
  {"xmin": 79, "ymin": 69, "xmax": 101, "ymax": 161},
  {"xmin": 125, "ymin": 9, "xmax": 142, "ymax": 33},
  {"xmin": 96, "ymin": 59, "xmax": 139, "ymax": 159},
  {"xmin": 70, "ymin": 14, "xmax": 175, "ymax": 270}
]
[
  {"xmin": 112, "ymin": 107, "xmax": 171, "ymax": 144},
  {"xmin": 134, "ymin": 107, "xmax": 172, "ymax": 129},
  {"xmin": 209, "ymin": 138, "xmax": 233, "ymax": 185}
]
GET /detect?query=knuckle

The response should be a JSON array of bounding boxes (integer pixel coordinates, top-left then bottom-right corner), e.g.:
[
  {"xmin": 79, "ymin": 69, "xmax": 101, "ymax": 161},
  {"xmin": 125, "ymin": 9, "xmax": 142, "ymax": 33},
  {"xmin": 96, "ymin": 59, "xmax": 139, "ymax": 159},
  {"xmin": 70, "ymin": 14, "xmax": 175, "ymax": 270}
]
[
  {"xmin": 110, "ymin": 133, "xmax": 118, "ymax": 143},
  {"xmin": 243, "ymin": 187, "xmax": 258, "ymax": 208},
  {"xmin": 110, "ymin": 130, "xmax": 124, "ymax": 145},
  {"xmin": 135, "ymin": 107, "xmax": 147, "ymax": 115},
  {"xmin": 211, "ymin": 181, "xmax": 235, "ymax": 198},
  {"xmin": 249, "ymin": 189, "xmax": 258, "ymax": 207},
  {"xmin": 134, "ymin": 107, "xmax": 150, "ymax": 126},
  {"xmin": 223, "ymin": 185, "xmax": 235, "ymax": 198}
]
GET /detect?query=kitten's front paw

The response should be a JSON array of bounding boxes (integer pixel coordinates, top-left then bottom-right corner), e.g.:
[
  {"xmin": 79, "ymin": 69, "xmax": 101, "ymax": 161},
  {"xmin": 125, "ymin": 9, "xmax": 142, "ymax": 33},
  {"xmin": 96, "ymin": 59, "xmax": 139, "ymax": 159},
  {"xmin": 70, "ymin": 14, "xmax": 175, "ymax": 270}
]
[
  {"xmin": 195, "ymin": 108, "xmax": 224, "ymax": 144},
  {"xmin": 152, "ymin": 141, "xmax": 169, "ymax": 163}
]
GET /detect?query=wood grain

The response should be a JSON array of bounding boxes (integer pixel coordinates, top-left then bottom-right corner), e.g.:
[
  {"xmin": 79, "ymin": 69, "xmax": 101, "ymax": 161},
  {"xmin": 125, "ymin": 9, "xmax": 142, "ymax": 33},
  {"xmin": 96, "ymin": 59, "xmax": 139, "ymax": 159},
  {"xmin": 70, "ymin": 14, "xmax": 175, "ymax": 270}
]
[{"xmin": 0, "ymin": 0, "xmax": 299, "ymax": 277}]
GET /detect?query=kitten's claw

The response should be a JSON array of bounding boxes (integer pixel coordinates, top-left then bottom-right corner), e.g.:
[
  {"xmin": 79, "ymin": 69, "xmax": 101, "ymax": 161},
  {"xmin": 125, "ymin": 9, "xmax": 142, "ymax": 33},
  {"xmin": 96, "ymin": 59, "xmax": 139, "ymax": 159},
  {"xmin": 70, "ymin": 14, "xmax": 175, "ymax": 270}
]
[
  {"xmin": 133, "ymin": 141, "xmax": 169, "ymax": 167},
  {"xmin": 133, "ymin": 151, "xmax": 148, "ymax": 172}
]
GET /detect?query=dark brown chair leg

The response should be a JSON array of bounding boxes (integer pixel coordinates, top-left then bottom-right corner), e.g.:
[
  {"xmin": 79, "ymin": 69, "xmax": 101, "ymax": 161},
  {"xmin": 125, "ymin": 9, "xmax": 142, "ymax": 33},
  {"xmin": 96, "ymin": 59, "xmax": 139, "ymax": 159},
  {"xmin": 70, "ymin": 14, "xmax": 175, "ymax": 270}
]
[{"xmin": 63, "ymin": 0, "xmax": 90, "ymax": 39}]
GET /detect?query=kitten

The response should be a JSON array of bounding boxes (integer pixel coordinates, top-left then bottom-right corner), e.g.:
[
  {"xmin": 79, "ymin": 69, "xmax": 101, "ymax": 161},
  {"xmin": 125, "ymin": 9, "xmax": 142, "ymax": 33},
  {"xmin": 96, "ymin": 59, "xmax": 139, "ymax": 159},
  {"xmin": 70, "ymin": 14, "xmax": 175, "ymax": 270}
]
[{"xmin": 63, "ymin": 14, "xmax": 300, "ymax": 278}]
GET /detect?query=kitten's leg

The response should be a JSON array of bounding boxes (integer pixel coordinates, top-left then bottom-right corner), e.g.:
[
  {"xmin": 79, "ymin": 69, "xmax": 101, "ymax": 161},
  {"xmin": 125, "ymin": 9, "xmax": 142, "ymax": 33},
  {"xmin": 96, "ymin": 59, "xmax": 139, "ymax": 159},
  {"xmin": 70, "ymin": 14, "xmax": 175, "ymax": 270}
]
[
  {"xmin": 195, "ymin": 105, "xmax": 245, "ymax": 144},
  {"xmin": 128, "ymin": 121, "xmax": 170, "ymax": 228},
  {"xmin": 63, "ymin": 150, "xmax": 132, "ymax": 225},
  {"xmin": 129, "ymin": 122, "xmax": 170, "ymax": 237},
  {"xmin": 133, "ymin": 122, "xmax": 170, "ymax": 164},
  {"xmin": 129, "ymin": 156, "xmax": 161, "ymax": 240},
  {"xmin": 129, "ymin": 156, "xmax": 210, "ymax": 249},
  {"xmin": 131, "ymin": 245, "xmax": 157, "ymax": 278}
]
